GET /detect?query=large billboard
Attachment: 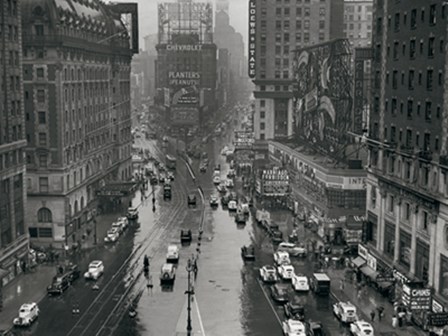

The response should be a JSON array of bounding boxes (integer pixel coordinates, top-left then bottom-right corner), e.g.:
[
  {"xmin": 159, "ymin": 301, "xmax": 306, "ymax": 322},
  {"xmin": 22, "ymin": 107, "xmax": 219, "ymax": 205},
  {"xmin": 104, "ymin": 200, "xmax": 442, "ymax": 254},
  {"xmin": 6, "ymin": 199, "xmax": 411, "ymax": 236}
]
[
  {"xmin": 256, "ymin": 168, "xmax": 290, "ymax": 197},
  {"xmin": 248, "ymin": 0, "xmax": 256, "ymax": 78},
  {"xmin": 234, "ymin": 131, "xmax": 255, "ymax": 150},
  {"xmin": 292, "ymin": 39, "xmax": 353, "ymax": 157}
]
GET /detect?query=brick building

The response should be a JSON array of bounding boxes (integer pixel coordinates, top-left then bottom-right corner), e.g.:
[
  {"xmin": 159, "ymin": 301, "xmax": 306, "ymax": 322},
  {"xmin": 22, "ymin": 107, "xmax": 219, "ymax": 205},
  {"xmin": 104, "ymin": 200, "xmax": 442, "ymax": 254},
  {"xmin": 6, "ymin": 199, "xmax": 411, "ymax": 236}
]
[
  {"xmin": 366, "ymin": 0, "xmax": 448, "ymax": 309},
  {"xmin": 21, "ymin": 0, "xmax": 137, "ymax": 246},
  {"xmin": 0, "ymin": 0, "xmax": 28, "ymax": 287}
]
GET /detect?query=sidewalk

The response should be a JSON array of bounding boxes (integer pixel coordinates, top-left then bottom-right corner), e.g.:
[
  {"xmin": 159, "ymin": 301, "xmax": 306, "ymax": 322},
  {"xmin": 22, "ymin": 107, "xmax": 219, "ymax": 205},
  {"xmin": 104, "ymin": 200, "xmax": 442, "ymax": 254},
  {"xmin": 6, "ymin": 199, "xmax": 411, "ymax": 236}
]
[{"xmin": 0, "ymin": 264, "xmax": 55, "ymax": 333}]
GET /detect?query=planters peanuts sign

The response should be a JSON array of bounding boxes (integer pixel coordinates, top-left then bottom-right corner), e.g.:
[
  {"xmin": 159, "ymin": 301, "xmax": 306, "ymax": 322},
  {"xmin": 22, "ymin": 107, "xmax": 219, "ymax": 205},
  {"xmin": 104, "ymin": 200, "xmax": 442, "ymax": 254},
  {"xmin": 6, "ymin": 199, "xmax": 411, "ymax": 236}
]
[{"xmin": 248, "ymin": 0, "xmax": 256, "ymax": 78}]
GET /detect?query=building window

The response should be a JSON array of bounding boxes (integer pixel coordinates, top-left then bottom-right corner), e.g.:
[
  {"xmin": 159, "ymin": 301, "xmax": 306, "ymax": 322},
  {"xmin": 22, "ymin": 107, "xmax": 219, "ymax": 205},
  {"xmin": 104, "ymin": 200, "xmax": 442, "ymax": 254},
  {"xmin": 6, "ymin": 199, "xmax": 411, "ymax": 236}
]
[
  {"xmin": 39, "ymin": 177, "xmax": 49, "ymax": 193},
  {"xmin": 35, "ymin": 24, "xmax": 44, "ymax": 36},
  {"xmin": 394, "ymin": 13, "xmax": 400, "ymax": 31},
  {"xmin": 389, "ymin": 195, "xmax": 394, "ymax": 213},
  {"xmin": 427, "ymin": 69, "xmax": 433, "ymax": 90},
  {"xmin": 37, "ymin": 207, "xmax": 52, "ymax": 222},
  {"xmin": 408, "ymin": 70, "xmax": 415, "ymax": 89},
  {"xmin": 422, "ymin": 211, "xmax": 429, "ymax": 231},
  {"xmin": 260, "ymin": 122, "xmax": 265, "ymax": 130},
  {"xmin": 260, "ymin": 100, "xmax": 265, "ymax": 108},
  {"xmin": 403, "ymin": 202, "xmax": 411, "ymax": 220},
  {"xmin": 425, "ymin": 101, "xmax": 432, "ymax": 121},
  {"xmin": 399, "ymin": 229, "xmax": 412, "ymax": 268},
  {"xmin": 429, "ymin": 4, "xmax": 437, "ymax": 25},
  {"xmin": 407, "ymin": 100, "xmax": 413, "ymax": 118},
  {"xmin": 38, "ymin": 132, "xmax": 47, "ymax": 146},
  {"xmin": 36, "ymin": 89, "xmax": 45, "ymax": 103},
  {"xmin": 260, "ymin": 134, "xmax": 265, "ymax": 140},
  {"xmin": 428, "ymin": 37, "xmax": 435, "ymax": 57},
  {"xmin": 39, "ymin": 154, "xmax": 47, "ymax": 167},
  {"xmin": 38, "ymin": 111, "xmax": 46, "ymax": 124},
  {"xmin": 260, "ymin": 111, "xmax": 265, "ymax": 119},
  {"xmin": 36, "ymin": 67, "xmax": 44, "ymax": 78}
]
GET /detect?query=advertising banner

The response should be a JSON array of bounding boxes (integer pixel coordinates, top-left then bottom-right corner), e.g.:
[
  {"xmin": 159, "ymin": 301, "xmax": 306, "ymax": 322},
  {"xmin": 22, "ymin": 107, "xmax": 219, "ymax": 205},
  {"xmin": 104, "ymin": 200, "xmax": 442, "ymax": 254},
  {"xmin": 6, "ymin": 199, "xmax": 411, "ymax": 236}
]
[
  {"xmin": 259, "ymin": 168, "xmax": 290, "ymax": 197},
  {"xmin": 171, "ymin": 106, "xmax": 199, "ymax": 126},
  {"xmin": 403, "ymin": 284, "xmax": 432, "ymax": 311},
  {"xmin": 234, "ymin": 131, "xmax": 255, "ymax": 150},
  {"xmin": 248, "ymin": 0, "xmax": 256, "ymax": 78}
]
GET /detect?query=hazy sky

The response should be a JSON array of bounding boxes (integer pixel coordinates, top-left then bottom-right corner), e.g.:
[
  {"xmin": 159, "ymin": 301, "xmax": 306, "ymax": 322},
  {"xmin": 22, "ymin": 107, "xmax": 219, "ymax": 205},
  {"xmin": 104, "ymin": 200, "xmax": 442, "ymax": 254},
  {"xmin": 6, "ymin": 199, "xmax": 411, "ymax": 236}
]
[{"xmin": 110, "ymin": 0, "xmax": 248, "ymax": 51}]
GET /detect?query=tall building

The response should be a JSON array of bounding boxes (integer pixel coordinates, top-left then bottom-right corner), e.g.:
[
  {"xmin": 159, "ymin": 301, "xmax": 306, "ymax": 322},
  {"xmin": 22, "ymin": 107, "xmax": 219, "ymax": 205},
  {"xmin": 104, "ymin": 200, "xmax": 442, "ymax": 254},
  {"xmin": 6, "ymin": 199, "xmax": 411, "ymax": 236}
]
[
  {"xmin": 21, "ymin": 0, "xmax": 138, "ymax": 247},
  {"xmin": 343, "ymin": 0, "xmax": 373, "ymax": 47},
  {"xmin": 250, "ymin": 0, "xmax": 344, "ymax": 141},
  {"xmin": 155, "ymin": 0, "xmax": 217, "ymax": 129},
  {"xmin": 366, "ymin": 0, "xmax": 448, "ymax": 309},
  {"xmin": 214, "ymin": 2, "xmax": 247, "ymax": 103},
  {"xmin": 0, "ymin": 0, "xmax": 28, "ymax": 286}
]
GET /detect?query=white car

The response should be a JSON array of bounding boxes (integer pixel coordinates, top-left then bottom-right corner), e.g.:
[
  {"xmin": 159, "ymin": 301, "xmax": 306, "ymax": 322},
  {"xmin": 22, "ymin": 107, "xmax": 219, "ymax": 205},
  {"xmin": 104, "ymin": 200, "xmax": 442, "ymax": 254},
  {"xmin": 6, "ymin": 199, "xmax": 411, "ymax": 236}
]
[
  {"xmin": 213, "ymin": 175, "xmax": 221, "ymax": 184},
  {"xmin": 13, "ymin": 302, "xmax": 39, "ymax": 327},
  {"xmin": 166, "ymin": 244, "xmax": 179, "ymax": 263},
  {"xmin": 111, "ymin": 222, "xmax": 124, "ymax": 234},
  {"xmin": 116, "ymin": 217, "xmax": 129, "ymax": 230},
  {"xmin": 274, "ymin": 251, "xmax": 291, "ymax": 266},
  {"xmin": 278, "ymin": 242, "xmax": 307, "ymax": 257},
  {"xmin": 277, "ymin": 264, "xmax": 295, "ymax": 280},
  {"xmin": 240, "ymin": 202, "xmax": 250, "ymax": 214},
  {"xmin": 127, "ymin": 207, "xmax": 138, "ymax": 220},
  {"xmin": 84, "ymin": 260, "xmax": 104, "ymax": 280},
  {"xmin": 227, "ymin": 169, "xmax": 236, "ymax": 178},
  {"xmin": 221, "ymin": 146, "xmax": 229, "ymax": 155},
  {"xmin": 333, "ymin": 301, "xmax": 358, "ymax": 323},
  {"xmin": 104, "ymin": 228, "xmax": 119, "ymax": 243},
  {"xmin": 225, "ymin": 179, "xmax": 234, "ymax": 188},
  {"xmin": 282, "ymin": 319, "xmax": 306, "ymax": 336},
  {"xmin": 225, "ymin": 149, "xmax": 234, "ymax": 156},
  {"xmin": 259, "ymin": 265, "xmax": 278, "ymax": 283},
  {"xmin": 209, "ymin": 195, "xmax": 219, "ymax": 206},
  {"xmin": 350, "ymin": 320, "xmax": 374, "ymax": 336},
  {"xmin": 292, "ymin": 274, "xmax": 310, "ymax": 291},
  {"xmin": 228, "ymin": 200, "xmax": 238, "ymax": 211}
]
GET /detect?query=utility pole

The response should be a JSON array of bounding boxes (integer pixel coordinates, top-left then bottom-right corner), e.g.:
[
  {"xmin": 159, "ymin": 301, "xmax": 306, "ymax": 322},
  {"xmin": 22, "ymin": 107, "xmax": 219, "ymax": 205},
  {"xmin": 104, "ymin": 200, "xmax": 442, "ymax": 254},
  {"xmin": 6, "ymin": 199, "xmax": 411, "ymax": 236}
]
[{"xmin": 185, "ymin": 258, "xmax": 194, "ymax": 335}]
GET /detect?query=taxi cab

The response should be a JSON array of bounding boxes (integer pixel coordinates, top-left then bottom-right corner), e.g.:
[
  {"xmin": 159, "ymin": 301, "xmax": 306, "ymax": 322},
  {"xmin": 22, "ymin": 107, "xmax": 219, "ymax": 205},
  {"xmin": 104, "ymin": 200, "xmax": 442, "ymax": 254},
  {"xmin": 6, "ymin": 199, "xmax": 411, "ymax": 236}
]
[{"xmin": 333, "ymin": 301, "xmax": 358, "ymax": 323}]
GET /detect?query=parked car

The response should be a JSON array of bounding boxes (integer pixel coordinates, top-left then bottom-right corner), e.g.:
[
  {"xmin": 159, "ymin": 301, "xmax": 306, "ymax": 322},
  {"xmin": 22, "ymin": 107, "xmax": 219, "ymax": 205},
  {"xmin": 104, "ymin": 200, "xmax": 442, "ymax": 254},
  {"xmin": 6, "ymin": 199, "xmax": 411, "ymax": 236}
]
[
  {"xmin": 282, "ymin": 319, "xmax": 306, "ymax": 336},
  {"xmin": 111, "ymin": 221, "xmax": 124, "ymax": 235},
  {"xmin": 270, "ymin": 284, "xmax": 289, "ymax": 303},
  {"xmin": 278, "ymin": 264, "xmax": 295, "ymax": 280},
  {"xmin": 284, "ymin": 301, "xmax": 306, "ymax": 321},
  {"xmin": 116, "ymin": 217, "xmax": 129, "ymax": 230},
  {"xmin": 225, "ymin": 179, "xmax": 234, "ymax": 188},
  {"xmin": 104, "ymin": 228, "xmax": 119, "ymax": 243},
  {"xmin": 217, "ymin": 183, "xmax": 227, "ymax": 193},
  {"xmin": 271, "ymin": 229, "xmax": 284, "ymax": 244},
  {"xmin": 167, "ymin": 172, "xmax": 175, "ymax": 181},
  {"xmin": 259, "ymin": 265, "xmax": 278, "ymax": 283},
  {"xmin": 84, "ymin": 260, "xmax": 104, "ymax": 280},
  {"xmin": 235, "ymin": 212, "xmax": 246, "ymax": 224},
  {"xmin": 213, "ymin": 175, "xmax": 221, "ymax": 184},
  {"xmin": 127, "ymin": 207, "xmax": 138, "ymax": 220},
  {"xmin": 13, "ymin": 303, "xmax": 39, "ymax": 327},
  {"xmin": 349, "ymin": 320, "xmax": 374, "ymax": 336},
  {"xmin": 160, "ymin": 263, "xmax": 176, "ymax": 284},
  {"xmin": 333, "ymin": 301, "xmax": 358, "ymax": 323},
  {"xmin": 199, "ymin": 164, "xmax": 207, "ymax": 172},
  {"xmin": 227, "ymin": 169, "xmax": 236, "ymax": 178},
  {"xmin": 241, "ymin": 245, "xmax": 255, "ymax": 261},
  {"xmin": 305, "ymin": 321, "xmax": 325, "ymax": 336},
  {"xmin": 166, "ymin": 245, "xmax": 179, "ymax": 263},
  {"xmin": 274, "ymin": 251, "xmax": 291, "ymax": 266},
  {"xmin": 278, "ymin": 242, "xmax": 307, "ymax": 257},
  {"xmin": 292, "ymin": 274, "xmax": 310, "ymax": 292},
  {"xmin": 187, "ymin": 194, "xmax": 197, "ymax": 206},
  {"xmin": 221, "ymin": 194, "xmax": 230, "ymax": 206}
]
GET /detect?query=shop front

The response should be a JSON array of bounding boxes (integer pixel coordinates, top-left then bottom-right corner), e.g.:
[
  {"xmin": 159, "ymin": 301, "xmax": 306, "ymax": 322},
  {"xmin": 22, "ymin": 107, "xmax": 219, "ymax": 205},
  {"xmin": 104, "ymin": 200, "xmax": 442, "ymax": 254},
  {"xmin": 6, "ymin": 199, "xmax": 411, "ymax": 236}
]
[
  {"xmin": 0, "ymin": 236, "xmax": 29, "ymax": 287},
  {"xmin": 344, "ymin": 215, "xmax": 364, "ymax": 246}
]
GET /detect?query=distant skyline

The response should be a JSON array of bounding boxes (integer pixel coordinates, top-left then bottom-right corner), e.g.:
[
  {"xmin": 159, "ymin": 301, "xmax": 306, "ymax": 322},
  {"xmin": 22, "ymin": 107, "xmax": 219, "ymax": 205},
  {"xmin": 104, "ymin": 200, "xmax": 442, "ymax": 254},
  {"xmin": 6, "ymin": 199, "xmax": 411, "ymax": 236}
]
[{"xmin": 110, "ymin": 0, "xmax": 248, "ymax": 53}]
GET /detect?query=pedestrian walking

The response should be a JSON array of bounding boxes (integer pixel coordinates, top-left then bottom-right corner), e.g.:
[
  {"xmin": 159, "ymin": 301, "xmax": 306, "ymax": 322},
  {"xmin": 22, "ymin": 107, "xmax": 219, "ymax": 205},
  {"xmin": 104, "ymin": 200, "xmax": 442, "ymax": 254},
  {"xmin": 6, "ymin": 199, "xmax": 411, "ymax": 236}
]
[
  {"xmin": 370, "ymin": 309, "xmax": 376, "ymax": 322},
  {"xmin": 339, "ymin": 279, "xmax": 345, "ymax": 291},
  {"xmin": 377, "ymin": 306, "xmax": 384, "ymax": 321},
  {"xmin": 392, "ymin": 315, "xmax": 398, "ymax": 328}
]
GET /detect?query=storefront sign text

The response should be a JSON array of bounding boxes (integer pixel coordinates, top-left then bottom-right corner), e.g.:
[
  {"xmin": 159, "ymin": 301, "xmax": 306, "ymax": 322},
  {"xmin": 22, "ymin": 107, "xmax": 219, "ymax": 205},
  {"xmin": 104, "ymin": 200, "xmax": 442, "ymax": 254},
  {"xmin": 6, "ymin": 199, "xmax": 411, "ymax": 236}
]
[
  {"xmin": 166, "ymin": 44, "xmax": 202, "ymax": 51},
  {"xmin": 358, "ymin": 244, "xmax": 368, "ymax": 260},
  {"xmin": 248, "ymin": 0, "xmax": 256, "ymax": 78}
]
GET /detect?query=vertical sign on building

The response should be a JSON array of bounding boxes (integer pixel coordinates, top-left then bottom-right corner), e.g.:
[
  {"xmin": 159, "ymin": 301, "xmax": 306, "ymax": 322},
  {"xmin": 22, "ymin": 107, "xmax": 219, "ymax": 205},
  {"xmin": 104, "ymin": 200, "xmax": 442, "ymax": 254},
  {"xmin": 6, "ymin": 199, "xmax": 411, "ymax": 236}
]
[
  {"xmin": 353, "ymin": 60, "xmax": 364, "ymax": 134},
  {"xmin": 248, "ymin": 0, "xmax": 256, "ymax": 78}
]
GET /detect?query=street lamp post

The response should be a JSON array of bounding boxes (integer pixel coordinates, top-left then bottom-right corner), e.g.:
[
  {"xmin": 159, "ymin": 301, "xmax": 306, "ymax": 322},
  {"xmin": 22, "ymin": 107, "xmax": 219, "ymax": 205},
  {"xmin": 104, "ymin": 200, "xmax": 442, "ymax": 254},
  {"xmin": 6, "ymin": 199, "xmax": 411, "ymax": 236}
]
[{"xmin": 185, "ymin": 258, "xmax": 194, "ymax": 335}]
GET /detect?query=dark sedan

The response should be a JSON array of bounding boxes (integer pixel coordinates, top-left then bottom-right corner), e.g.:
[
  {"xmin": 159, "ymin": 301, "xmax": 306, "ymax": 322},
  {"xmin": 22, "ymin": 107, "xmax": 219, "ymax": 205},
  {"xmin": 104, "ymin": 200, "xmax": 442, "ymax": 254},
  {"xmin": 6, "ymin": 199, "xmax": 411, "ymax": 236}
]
[
  {"xmin": 284, "ymin": 301, "xmax": 305, "ymax": 321},
  {"xmin": 270, "ymin": 284, "xmax": 289, "ymax": 303}
]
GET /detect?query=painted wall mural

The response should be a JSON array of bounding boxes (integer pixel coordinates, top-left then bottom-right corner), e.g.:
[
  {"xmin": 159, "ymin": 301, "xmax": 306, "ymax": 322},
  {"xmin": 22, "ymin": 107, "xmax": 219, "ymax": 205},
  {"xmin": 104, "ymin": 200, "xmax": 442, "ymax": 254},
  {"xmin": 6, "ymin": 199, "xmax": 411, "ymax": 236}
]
[{"xmin": 292, "ymin": 39, "xmax": 353, "ymax": 158}]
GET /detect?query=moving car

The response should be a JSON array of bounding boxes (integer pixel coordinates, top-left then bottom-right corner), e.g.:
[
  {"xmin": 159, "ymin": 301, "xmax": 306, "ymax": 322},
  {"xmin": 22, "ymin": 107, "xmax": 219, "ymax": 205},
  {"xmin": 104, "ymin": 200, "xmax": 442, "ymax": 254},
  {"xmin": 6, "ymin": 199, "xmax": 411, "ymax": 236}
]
[
  {"xmin": 187, "ymin": 194, "xmax": 197, "ymax": 206},
  {"xmin": 292, "ymin": 274, "xmax": 310, "ymax": 292},
  {"xmin": 217, "ymin": 183, "xmax": 227, "ymax": 193},
  {"xmin": 282, "ymin": 319, "xmax": 306, "ymax": 336},
  {"xmin": 209, "ymin": 195, "xmax": 219, "ymax": 207},
  {"xmin": 227, "ymin": 169, "xmax": 236, "ymax": 178},
  {"xmin": 229, "ymin": 192, "xmax": 238, "ymax": 201},
  {"xmin": 47, "ymin": 273, "xmax": 70, "ymax": 295},
  {"xmin": 180, "ymin": 230, "xmax": 192, "ymax": 243},
  {"xmin": 274, "ymin": 251, "xmax": 291, "ymax": 266},
  {"xmin": 225, "ymin": 179, "xmax": 234, "ymax": 188},
  {"xmin": 163, "ymin": 183, "xmax": 172, "ymax": 199},
  {"xmin": 13, "ymin": 303, "xmax": 39, "ymax": 327},
  {"xmin": 228, "ymin": 200, "xmax": 238, "ymax": 211},
  {"xmin": 84, "ymin": 260, "xmax": 104, "ymax": 280},
  {"xmin": 271, "ymin": 229, "xmax": 284, "ymax": 244},
  {"xmin": 167, "ymin": 171, "xmax": 175, "ymax": 181},
  {"xmin": 213, "ymin": 175, "xmax": 221, "ymax": 184},
  {"xmin": 240, "ymin": 200, "xmax": 250, "ymax": 214},
  {"xmin": 166, "ymin": 244, "xmax": 179, "ymax": 263},
  {"xmin": 278, "ymin": 242, "xmax": 307, "ymax": 258},
  {"xmin": 127, "ymin": 207, "xmax": 138, "ymax": 220},
  {"xmin": 220, "ymin": 146, "xmax": 229, "ymax": 155},
  {"xmin": 284, "ymin": 301, "xmax": 305, "ymax": 321},
  {"xmin": 104, "ymin": 228, "xmax": 120, "ymax": 243},
  {"xmin": 235, "ymin": 212, "xmax": 246, "ymax": 224},
  {"xmin": 159, "ymin": 174, "xmax": 166, "ymax": 183},
  {"xmin": 349, "ymin": 320, "xmax": 374, "ymax": 336},
  {"xmin": 310, "ymin": 273, "xmax": 331, "ymax": 296},
  {"xmin": 241, "ymin": 245, "xmax": 255, "ymax": 261},
  {"xmin": 199, "ymin": 164, "xmax": 207, "ymax": 172},
  {"xmin": 305, "ymin": 321, "xmax": 325, "ymax": 336},
  {"xmin": 333, "ymin": 301, "xmax": 358, "ymax": 323},
  {"xmin": 160, "ymin": 263, "xmax": 176, "ymax": 284},
  {"xmin": 116, "ymin": 217, "xmax": 129, "ymax": 230},
  {"xmin": 270, "ymin": 284, "xmax": 289, "ymax": 303},
  {"xmin": 259, "ymin": 265, "xmax": 278, "ymax": 283},
  {"xmin": 221, "ymin": 194, "xmax": 230, "ymax": 206},
  {"xmin": 277, "ymin": 264, "xmax": 295, "ymax": 280}
]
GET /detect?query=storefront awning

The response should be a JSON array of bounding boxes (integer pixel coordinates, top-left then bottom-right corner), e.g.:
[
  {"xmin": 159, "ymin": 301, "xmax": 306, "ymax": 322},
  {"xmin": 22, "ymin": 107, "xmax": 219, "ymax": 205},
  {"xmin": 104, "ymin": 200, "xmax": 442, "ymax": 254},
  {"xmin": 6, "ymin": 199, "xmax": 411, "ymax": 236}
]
[
  {"xmin": 360, "ymin": 265, "xmax": 379, "ymax": 280},
  {"xmin": 352, "ymin": 256, "xmax": 366, "ymax": 268}
]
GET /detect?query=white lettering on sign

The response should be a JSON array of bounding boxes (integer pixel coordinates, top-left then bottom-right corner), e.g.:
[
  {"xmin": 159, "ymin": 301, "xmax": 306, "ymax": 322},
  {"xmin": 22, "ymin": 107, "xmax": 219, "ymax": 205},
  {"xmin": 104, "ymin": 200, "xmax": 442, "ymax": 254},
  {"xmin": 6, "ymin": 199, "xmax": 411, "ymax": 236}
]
[
  {"xmin": 166, "ymin": 45, "xmax": 202, "ymax": 51},
  {"xmin": 412, "ymin": 289, "xmax": 431, "ymax": 297},
  {"xmin": 358, "ymin": 244, "xmax": 368, "ymax": 260},
  {"xmin": 168, "ymin": 72, "xmax": 201, "ymax": 86},
  {"xmin": 248, "ymin": 0, "xmax": 256, "ymax": 78}
]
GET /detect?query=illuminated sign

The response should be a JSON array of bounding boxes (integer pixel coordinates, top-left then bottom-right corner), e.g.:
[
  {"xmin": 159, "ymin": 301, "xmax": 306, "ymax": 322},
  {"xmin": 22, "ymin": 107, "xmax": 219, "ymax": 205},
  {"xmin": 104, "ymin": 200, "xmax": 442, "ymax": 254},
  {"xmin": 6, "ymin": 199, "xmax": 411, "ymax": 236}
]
[
  {"xmin": 258, "ymin": 168, "xmax": 290, "ymax": 196},
  {"xmin": 248, "ymin": 0, "xmax": 256, "ymax": 78},
  {"xmin": 166, "ymin": 45, "xmax": 203, "ymax": 51},
  {"xmin": 353, "ymin": 60, "xmax": 364, "ymax": 134},
  {"xmin": 168, "ymin": 71, "xmax": 201, "ymax": 86},
  {"xmin": 234, "ymin": 131, "xmax": 255, "ymax": 150}
]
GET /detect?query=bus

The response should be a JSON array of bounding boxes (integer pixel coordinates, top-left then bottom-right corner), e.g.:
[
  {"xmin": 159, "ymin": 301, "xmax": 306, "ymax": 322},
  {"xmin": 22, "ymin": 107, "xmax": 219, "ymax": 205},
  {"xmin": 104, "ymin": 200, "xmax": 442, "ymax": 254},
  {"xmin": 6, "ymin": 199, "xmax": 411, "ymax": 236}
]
[{"xmin": 166, "ymin": 155, "xmax": 177, "ymax": 170}]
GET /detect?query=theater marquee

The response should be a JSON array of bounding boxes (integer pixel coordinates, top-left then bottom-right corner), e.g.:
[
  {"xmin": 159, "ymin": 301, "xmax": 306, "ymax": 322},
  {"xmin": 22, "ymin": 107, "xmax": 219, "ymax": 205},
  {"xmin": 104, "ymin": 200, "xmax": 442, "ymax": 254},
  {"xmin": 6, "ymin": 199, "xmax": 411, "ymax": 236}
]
[{"xmin": 248, "ymin": 0, "xmax": 256, "ymax": 78}]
